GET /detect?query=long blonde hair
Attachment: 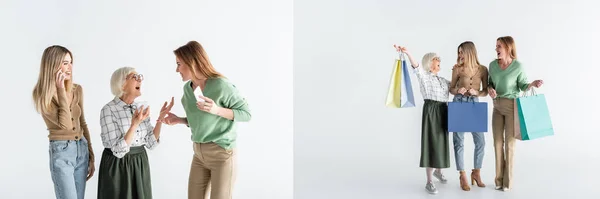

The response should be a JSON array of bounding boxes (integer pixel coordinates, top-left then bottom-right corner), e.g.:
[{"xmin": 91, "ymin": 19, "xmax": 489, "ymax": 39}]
[
  {"xmin": 174, "ymin": 41, "xmax": 224, "ymax": 80},
  {"xmin": 497, "ymin": 36, "xmax": 517, "ymax": 59},
  {"xmin": 32, "ymin": 45, "xmax": 73, "ymax": 114},
  {"xmin": 456, "ymin": 41, "xmax": 483, "ymax": 75}
]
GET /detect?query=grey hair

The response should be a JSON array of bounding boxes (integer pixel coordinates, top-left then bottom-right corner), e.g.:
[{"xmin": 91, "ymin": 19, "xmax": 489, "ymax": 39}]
[
  {"xmin": 110, "ymin": 66, "xmax": 136, "ymax": 97},
  {"xmin": 421, "ymin": 52, "xmax": 440, "ymax": 72}
]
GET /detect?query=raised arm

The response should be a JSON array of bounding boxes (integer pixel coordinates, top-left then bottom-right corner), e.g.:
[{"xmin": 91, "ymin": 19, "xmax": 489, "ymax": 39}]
[
  {"xmin": 50, "ymin": 71, "xmax": 74, "ymax": 130},
  {"xmin": 395, "ymin": 45, "xmax": 419, "ymax": 68},
  {"xmin": 404, "ymin": 51, "xmax": 419, "ymax": 68},
  {"xmin": 394, "ymin": 45, "xmax": 428, "ymax": 83}
]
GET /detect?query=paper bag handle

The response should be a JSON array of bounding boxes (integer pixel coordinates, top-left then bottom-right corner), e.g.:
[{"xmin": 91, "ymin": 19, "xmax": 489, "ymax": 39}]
[
  {"xmin": 521, "ymin": 87, "xmax": 537, "ymax": 97},
  {"xmin": 397, "ymin": 52, "xmax": 406, "ymax": 61},
  {"xmin": 456, "ymin": 95, "xmax": 477, "ymax": 103}
]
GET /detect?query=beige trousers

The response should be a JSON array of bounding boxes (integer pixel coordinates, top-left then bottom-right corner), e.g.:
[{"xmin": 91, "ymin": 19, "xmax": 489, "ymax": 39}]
[
  {"xmin": 188, "ymin": 142, "xmax": 236, "ymax": 199},
  {"xmin": 492, "ymin": 98, "xmax": 517, "ymax": 189}
]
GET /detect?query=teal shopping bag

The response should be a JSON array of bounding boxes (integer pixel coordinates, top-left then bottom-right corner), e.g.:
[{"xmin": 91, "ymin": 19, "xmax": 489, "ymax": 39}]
[{"xmin": 516, "ymin": 89, "xmax": 554, "ymax": 140}]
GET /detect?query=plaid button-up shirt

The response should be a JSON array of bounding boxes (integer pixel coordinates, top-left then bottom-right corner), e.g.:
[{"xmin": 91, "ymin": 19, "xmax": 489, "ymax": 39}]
[
  {"xmin": 100, "ymin": 97, "xmax": 159, "ymax": 158},
  {"xmin": 412, "ymin": 67, "xmax": 451, "ymax": 102}
]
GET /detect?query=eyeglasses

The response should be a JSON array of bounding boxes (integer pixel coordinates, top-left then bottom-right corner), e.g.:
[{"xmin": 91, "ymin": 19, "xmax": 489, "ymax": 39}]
[{"xmin": 126, "ymin": 73, "xmax": 144, "ymax": 81}]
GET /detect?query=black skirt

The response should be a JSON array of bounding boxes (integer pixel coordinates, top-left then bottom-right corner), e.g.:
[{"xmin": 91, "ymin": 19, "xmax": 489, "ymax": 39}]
[
  {"xmin": 419, "ymin": 100, "xmax": 450, "ymax": 168},
  {"xmin": 97, "ymin": 147, "xmax": 152, "ymax": 199}
]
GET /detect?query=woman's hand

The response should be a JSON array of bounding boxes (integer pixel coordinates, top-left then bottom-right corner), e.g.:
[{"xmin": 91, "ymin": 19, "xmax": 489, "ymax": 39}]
[
  {"xmin": 393, "ymin": 44, "xmax": 409, "ymax": 54},
  {"xmin": 132, "ymin": 106, "xmax": 150, "ymax": 126},
  {"xmin": 531, "ymin": 80, "xmax": 544, "ymax": 88},
  {"xmin": 55, "ymin": 70, "xmax": 66, "ymax": 89},
  {"xmin": 196, "ymin": 96, "xmax": 220, "ymax": 115},
  {"xmin": 457, "ymin": 87, "xmax": 467, "ymax": 95},
  {"xmin": 159, "ymin": 97, "xmax": 175, "ymax": 119},
  {"xmin": 489, "ymin": 88, "xmax": 497, "ymax": 98},
  {"xmin": 86, "ymin": 162, "xmax": 95, "ymax": 181},
  {"xmin": 467, "ymin": 88, "xmax": 478, "ymax": 96},
  {"xmin": 161, "ymin": 112, "xmax": 182, "ymax": 125},
  {"xmin": 393, "ymin": 44, "xmax": 419, "ymax": 68}
]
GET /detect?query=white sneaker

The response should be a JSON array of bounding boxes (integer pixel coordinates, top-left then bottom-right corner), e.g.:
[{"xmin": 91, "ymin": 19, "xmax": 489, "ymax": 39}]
[
  {"xmin": 425, "ymin": 182, "xmax": 438, "ymax": 194},
  {"xmin": 503, "ymin": 187, "xmax": 510, "ymax": 192}
]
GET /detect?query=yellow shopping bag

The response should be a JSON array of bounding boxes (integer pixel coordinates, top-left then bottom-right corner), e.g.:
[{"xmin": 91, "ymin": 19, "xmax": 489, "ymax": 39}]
[{"xmin": 385, "ymin": 56, "xmax": 403, "ymax": 108}]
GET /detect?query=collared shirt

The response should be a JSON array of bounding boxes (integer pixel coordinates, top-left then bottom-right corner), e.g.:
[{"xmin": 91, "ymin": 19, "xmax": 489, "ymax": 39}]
[
  {"xmin": 412, "ymin": 66, "xmax": 451, "ymax": 102},
  {"xmin": 100, "ymin": 97, "xmax": 159, "ymax": 158}
]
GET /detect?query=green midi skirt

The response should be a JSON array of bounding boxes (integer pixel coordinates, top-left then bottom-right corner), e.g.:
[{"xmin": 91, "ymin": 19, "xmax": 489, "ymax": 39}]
[
  {"xmin": 97, "ymin": 146, "xmax": 152, "ymax": 199},
  {"xmin": 419, "ymin": 100, "xmax": 450, "ymax": 168}
]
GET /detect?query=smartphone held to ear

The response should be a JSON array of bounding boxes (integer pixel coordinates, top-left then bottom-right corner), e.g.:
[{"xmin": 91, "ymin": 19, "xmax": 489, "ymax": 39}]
[{"xmin": 194, "ymin": 88, "xmax": 205, "ymax": 103}]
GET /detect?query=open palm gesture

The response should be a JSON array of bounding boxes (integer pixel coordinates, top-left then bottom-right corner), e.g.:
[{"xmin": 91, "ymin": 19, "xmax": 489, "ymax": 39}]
[{"xmin": 159, "ymin": 97, "xmax": 175, "ymax": 117}]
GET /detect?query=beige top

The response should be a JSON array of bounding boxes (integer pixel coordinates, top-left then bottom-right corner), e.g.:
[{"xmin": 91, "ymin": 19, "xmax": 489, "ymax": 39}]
[
  {"xmin": 449, "ymin": 64, "xmax": 489, "ymax": 97},
  {"xmin": 41, "ymin": 84, "xmax": 95, "ymax": 162}
]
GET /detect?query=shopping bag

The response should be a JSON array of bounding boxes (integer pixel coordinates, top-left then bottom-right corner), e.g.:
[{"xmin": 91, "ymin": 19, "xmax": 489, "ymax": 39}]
[
  {"xmin": 515, "ymin": 89, "xmax": 554, "ymax": 140},
  {"xmin": 513, "ymin": 98, "xmax": 522, "ymax": 139},
  {"xmin": 400, "ymin": 54, "xmax": 416, "ymax": 108},
  {"xmin": 385, "ymin": 55, "xmax": 402, "ymax": 108},
  {"xmin": 447, "ymin": 97, "xmax": 488, "ymax": 132},
  {"xmin": 385, "ymin": 53, "xmax": 415, "ymax": 108}
]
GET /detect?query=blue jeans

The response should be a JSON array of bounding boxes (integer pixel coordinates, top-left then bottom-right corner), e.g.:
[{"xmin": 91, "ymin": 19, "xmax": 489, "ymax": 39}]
[
  {"xmin": 452, "ymin": 94, "xmax": 485, "ymax": 171},
  {"xmin": 49, "ymin": 137, "xmax": 89, "ymax": 199}
]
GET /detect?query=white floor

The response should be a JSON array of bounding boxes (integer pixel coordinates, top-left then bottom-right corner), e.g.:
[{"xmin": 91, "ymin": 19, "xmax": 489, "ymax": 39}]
[{"xmin": 294, "ymin": 153, "xmax": 599, "ymax": 199}]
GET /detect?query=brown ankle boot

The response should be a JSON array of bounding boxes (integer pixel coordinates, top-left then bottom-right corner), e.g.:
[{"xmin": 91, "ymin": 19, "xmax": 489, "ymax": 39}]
[
  {"xmin": 459, "ymin": 171, "xmax": 471, "ymax": 191},
  {"xmin": 471, "ymin": 169, "xmax": 486, "ymax": 187}
]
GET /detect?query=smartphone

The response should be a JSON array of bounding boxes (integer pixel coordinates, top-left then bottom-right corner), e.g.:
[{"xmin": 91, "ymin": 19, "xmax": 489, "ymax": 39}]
[{"xmin": 194, "ymin": 88, "xmax": 205, "ymax": 103}]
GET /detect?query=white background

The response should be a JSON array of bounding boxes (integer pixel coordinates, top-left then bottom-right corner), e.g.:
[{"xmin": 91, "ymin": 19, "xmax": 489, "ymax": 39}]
[
  {"xmin": 294, "ymin": 0, "xmax": 599, "ymax": 198},
  {"xmin": 0, "ymin": 0, "xmax": 292, "ymax": 198}
]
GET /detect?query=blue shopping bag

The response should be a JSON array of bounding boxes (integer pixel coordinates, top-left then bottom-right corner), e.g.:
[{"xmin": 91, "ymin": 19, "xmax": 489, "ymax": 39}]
[
  {"xmin": 399, "ymin": 55, "xmax": 415, "ymax": 108},
  {"xmin": 516, "ymin": 90, "xmax": 554, "ymax": 140},
  {"xmin": 448, "ymin": 98, "xmax": 488, "ymax": 132}
]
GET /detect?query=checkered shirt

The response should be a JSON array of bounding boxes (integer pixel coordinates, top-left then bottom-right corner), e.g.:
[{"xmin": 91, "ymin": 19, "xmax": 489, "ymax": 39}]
[
  {"xmin": 100, "ymin": 97, "xmax": 159, "ymax": 158},
  {"xmin": 412, "ymin": 66, "xmax": 451, "ymax": 102}
]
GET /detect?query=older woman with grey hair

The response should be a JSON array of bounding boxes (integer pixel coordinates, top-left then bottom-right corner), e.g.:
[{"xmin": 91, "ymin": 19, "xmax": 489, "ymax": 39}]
[
  {"xmin": 97, "ymin": 66, "xmax": 173, "ymax": 199},
  {"xmin": 394, "ymin": 45, "xmax": 451, "ymax": 195}
]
